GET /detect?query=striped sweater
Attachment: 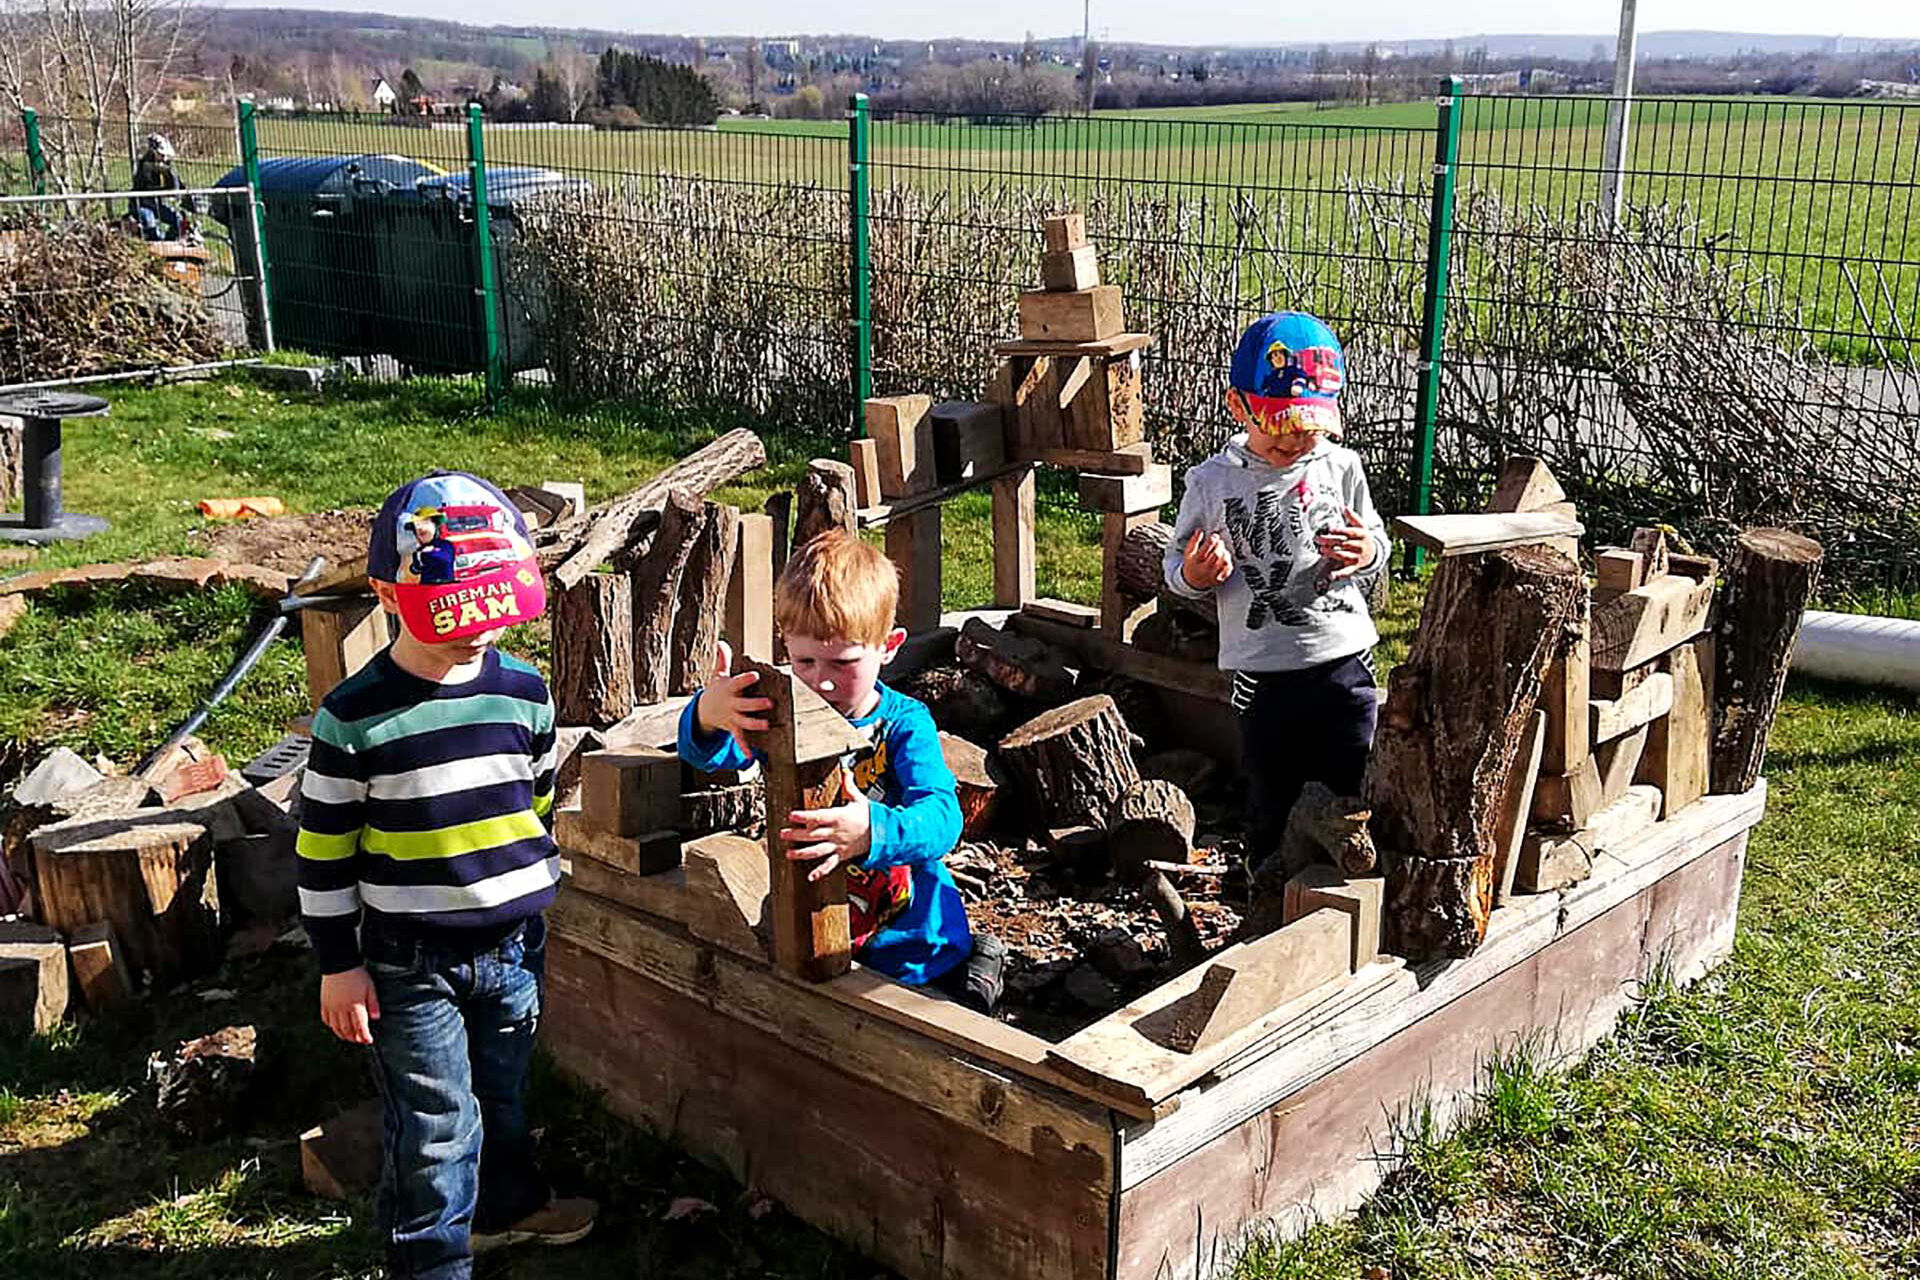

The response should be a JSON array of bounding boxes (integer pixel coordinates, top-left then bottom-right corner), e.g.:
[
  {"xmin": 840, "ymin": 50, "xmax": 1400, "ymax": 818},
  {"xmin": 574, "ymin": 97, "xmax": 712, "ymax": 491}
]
[{"xmin": 296, "ymin": 647, "xmax": 559, "ymax": 974}]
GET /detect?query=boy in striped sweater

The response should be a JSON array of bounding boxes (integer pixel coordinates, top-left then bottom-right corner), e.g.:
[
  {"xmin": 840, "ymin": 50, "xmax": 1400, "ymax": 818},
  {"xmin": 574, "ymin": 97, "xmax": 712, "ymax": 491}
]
[{"xmin": 298, "ymin": 472, "xmax": 595, "ymax": 1279}]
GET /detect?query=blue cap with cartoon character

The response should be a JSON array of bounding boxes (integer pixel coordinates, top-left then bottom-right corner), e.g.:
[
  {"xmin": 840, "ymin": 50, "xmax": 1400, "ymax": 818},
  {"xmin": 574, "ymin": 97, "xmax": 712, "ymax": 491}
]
[
  {"xmin": 1229, "ymin": 311, "xmax": 1346, "ymax": 436},
  {"xmin": 369, "ymin": 470, "xmax": 546, "ymax": 642}
]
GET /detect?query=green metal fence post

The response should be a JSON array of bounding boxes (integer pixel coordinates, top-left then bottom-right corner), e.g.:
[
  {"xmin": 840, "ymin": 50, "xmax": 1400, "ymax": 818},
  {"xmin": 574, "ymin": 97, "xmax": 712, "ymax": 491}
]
[
  {"xmin": 21, "ymin": 107, "xmax": 47, "ymax": 195},
  {"xmin": 848, "ymin": 92, "xmax": 873, "ymax": 430},
  {"xmin": 465, "ymin": 102, "xmax": 505, "ymax": 410},
  {"xmin": 235, "ymin": 100, "xmax": 276, "ymax": 353},
  {"xmin": 1406, "ymin": 75, "xmax": 1463, "ymax": 573}
]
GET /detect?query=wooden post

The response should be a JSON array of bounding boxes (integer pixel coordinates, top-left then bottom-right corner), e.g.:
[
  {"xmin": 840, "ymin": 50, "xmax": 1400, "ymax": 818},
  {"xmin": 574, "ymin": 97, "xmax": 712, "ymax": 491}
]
[
  {"xmin": 847, "ymin": 438, "xmax": 882, "ymax": 508},
  {"xmin": 740, "ymin": 661, "xmax": 871, "ymax": 981},
  {"xmin": 887, "ymin": 506, "xmax": 943, "ymax": 632},
  {"xmin": 793, "ymin": 459, "xmax": 859, "ymax": 550},
  {"xmin": 629, "ymin": 490, "xmax": 705, "ymax": 705},
  {"xmin": 724, "ymin": 513, "xmax": 776, "ymax": 664},
  {"xmin": 762, "ymin": 492, "xmax": 792, "ymax": 662},
  {"xmin": 1639, "ymin": 636, "xmax": 1710, "ymax": 817},
  {"xmin": 1101, "ymin": 512, "xmax": 1156, "ymax": 639},
  {"xmin": 669, "ymin": 502, "xmax": 739, "ymax": 696},
  {"xmin": 997, "ymin": 695, "xmax": 1140, "ymax": 831},
  {"xmin": 990, "ymin": 466, "xmax": 1036, "ymax": 609},
  {"xmin": 1711, "ymin": 528, "xmax": 1823, "ymax": 794},
  {"xmin": 864, "ymin": 395, "xmax": 935, "ymax": 497},
  {"xmin": 551, "ymin": 572, "xmax": 634, "ymax": 728},
  {"xmin": 301, "ymin": 597, "xmax": 386, "ymax": 711}
]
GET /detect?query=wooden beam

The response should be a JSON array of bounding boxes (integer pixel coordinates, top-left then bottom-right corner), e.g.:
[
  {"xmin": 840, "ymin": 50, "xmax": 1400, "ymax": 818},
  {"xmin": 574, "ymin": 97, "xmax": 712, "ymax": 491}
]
[
  {"xmin": 1485, "ymin": 456, "xmax": 1567, "ymax": 513},
  {"xmin": 1532, "ymin": 755, "xmax": 1603, "ymax": 829},
  {"xmin": 1629, "ymin": 526, "xmax": 1671, "ymax": 581},
  {"xmin": 580, "ymin": 747, "xmax": 680, "ymax": 836},
  {"xmin": 1540, "ymin": 596, "xmax": 1590, "ymax": 773},
  {"xmin": 1391, "ymin": 511, "xmax": 1584, "ymax": 557},
  {"xmin": 1018, "ymin": 287, "xmax": 1125, "ymax": 343},
  {"xmin": 556, "ymin": 811, "xmax": 682, "ymax": 875},
  {"xmin": 682, "ymin": 833, "xmax": 770, "ymax": 960},
  {"xmin": 66, "ymin": 921, "xmax": 133, "ymax": 1014},
  {"xmin": 864, "ymin": 395, "xmax": 935, "ymax": 498},
  {"xmin": 886, "ymin": 506, "xmax": 943, "ymax": 632},
  {"xmin": 723, "ymin": 513, "xmax": 775, "ymax": 664},
  {"xmin": 1042, "ymin": 245, "xmax": 1100, "ymax": 291},
  {"xmin": 1514, "ymin": 784, "xmax": 1662, "ymax": 893},
  {"xmin": 1593, "ymin": 548, "xmax": 1645, "ymax": 596},
  {"xmin": 991, "ymin": 467, "xmax": 1037, "ymax": 609},
  {"xmin": 1042, "ymin": 212, "xmax": 1086, "ymax": 252},
  {"xmin": 1590, "ymin": 672, "xmax": 1675, "ymax": 743},
  {"xmin": 856, "ymin": 462, "xmax": 1024, "ymax": 528},
  {"xmin": 1596, "ymin": 722, "xmax": 1650, "ymax": 806},
  {"xmin": 1079, "ymin": 464, "xmax": 1172, "ymax": 515},
  {"xmin": 929, "ymin": 401, "xmax": 1007, "ymax": 484},
  {"xmin": 1641, "ymin": 636, "xmax": 1710, "ymax": 818},
  {"xmin": 847, "ymin": 438, "xmax": 882, "ymax": 509},
  {"xmin": 994, "ymin": 332, "xmax": 1153, "ymax": 359},
  {"xmin": 1492, "ymin": 710, "xmax": 1546, "ymax": 904},
  {"xmin": 1142, "ymin": 909, "xmax": 1351, "ymax": 1054},
  {"xmin": 1283, "ymin": 866, "xmax": 1386, "ymax": 971},
  {"xmin": 1021, "ymin": 598, "xmax": 1098, "ymax": 628},
  {"xmin": 1590, "ymin": 574, "xmax": 1714, "ymax": 672},
  {"xmin": 1037, "ymin": 442, "xmax": 1154, "ymax": 474}
]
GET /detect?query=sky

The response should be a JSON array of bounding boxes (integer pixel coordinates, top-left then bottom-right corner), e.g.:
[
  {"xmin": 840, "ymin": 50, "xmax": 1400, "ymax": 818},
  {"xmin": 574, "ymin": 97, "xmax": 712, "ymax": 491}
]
[{"xmin": 274, "ymin": 1, "xmax": 1918, "ymax": 47}]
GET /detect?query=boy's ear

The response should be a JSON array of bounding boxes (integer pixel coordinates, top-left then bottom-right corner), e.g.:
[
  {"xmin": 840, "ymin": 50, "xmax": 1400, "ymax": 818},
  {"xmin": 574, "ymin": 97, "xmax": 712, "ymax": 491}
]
[
  {"xmin": 369, "ymin": 579, "xmax": 401, "ymax": 615},
  {"xmin": 879, "ymin": 627, "xmax": 908, "ymax": 662},
  {"xmin": 1224, "ymin": 387, "xmax": 1254, "ymax": 427}
]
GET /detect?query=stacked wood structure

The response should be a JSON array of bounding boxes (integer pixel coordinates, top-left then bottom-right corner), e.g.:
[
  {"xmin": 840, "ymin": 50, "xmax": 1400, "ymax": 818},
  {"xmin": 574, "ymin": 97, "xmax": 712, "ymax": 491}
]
[{"xmin": 534, "ymin": 210, "xmax": 1807, "ymax": 1279}]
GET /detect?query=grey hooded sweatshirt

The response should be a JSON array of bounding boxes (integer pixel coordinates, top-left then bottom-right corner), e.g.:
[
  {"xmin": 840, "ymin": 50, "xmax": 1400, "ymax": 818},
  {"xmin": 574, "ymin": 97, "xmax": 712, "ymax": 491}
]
[{"xmin": 1163, "ymin": 434, "xmax": 1389, "ymax": 673}]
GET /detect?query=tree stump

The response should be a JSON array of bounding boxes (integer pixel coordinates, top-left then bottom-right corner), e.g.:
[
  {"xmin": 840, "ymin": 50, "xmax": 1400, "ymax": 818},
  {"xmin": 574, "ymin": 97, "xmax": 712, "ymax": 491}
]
[
  {"xmin": 669, "ymin": 502, "xmax": 740, "ymax": 696},
  {"xmin": 629, "ymin": 489, "xmax": 705, "ymax": 705},
  {"xmin": 1365, "ymin": 546, "xmax": 1584, "ymax": 961},
  {"xmin": 551, "ymin": 572, "xmax": 634, "ymax": 727},
  {"xmin": 997, "ymin": 695, "xmax": 1139, "ymax": 831},
  {"xmin": 1711, "ymin": 528, "xmax": 1822, "ymax": 795},
  {"xmin": 31, "ymin": 818, "xmax": 220, "ymax": 986},
  {"xmin": 896, "ymin": 665, "xmax": 1014, "ymax": 740},
  {"xmin": 792, "ymin": 459, "xmax": 858, "ymax": 550}
]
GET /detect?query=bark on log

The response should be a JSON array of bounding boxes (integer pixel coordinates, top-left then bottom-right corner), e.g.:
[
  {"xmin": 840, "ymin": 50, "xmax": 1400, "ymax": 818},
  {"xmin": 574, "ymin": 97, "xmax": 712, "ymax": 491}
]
[
  {"xmin": 680, "ymin": 782, "xmax": 764, "ymax": 838},
  {"xmin": 544, "ymin": 428, "xmax": 767, "ymax": 590},
  {"xmin": 1364, "ymin": 545, "xmax": 1584, "ymax": 961},
  {"xmin": 896, "ymin": 664, "xmax": 1014, "ymax": 740},
  {"xmin": 1138, "ymin": 868, "xmax": 1207, "ymax": 969},
  {"xmin": 997, "ymin": 695, "xmax": 1140, "ymax": 830},
  {"xmin": 955, "ymin": 616, "xmax": 1077, "ymax": 702},
  {"xmin": 939, "ymin": 733, "xmax": 1000, "ymax": 838},
  {"xmin": 668, "ymin": 502, "xmax": 740, "ymax": 697},
  {"xmin": 31, "ymin": 817, "xmax": 220, "ymax": 986},
  {"xmin": 551, "ymin": 573, "xmax": 634, "ymax": 728},
  {"xmin": 1276, "ymin": 779, "xmax": 1378, "ymax": 879},
  {"xmin": 1114, "ymin": 521, "xmax": 1218, "ymax": 626},
  {"xmin": 792, "ymin": 459, "xmax": 858, "ymax": 551},
  {"xmin": 1711, "ymin": 528, "xmax": 1822, "ymax": 795},
  {"xmin": 629, "ymin": 490, "xmax": 706, "ymax": 705},
  {"xmin": 1107, "ymin": 779, "xmax": 1196, "ymax": 872}
]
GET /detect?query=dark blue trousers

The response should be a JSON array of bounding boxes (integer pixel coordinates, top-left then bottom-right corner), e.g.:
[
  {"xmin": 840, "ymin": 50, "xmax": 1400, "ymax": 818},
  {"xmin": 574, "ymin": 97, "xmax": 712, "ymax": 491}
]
[{"xmin": 1235, "ymin": 652, "xmax": 1379, "ymax": 865}]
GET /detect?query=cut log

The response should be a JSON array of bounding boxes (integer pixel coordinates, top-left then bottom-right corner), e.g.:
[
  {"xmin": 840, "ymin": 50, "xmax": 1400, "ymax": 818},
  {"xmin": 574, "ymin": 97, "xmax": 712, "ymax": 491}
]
[
  {"xmin": 1485, "ymin": 456, "xmax": 1567, "ymax": 513},
  {"xmin": 939, "ymin": 733, "xmax": 1000, "ymax": 838},
  {"xmin": 1711, "ymin": 528, "xmax": 1823, "ymax": 795},
  {"xmin": 1365, "ymin": 545, "xmax": 1584, "ymax": 961},
  {"xmin": 954, "ymin": 616, "xmax": 1077, "ymax": 702},
  {"xmin": 1391, "ymin": 511, "xmax": 1584, "ymax": 557},
  {"xmin": 31, "ymin": 818, "xmax": 219, "ymax": 985},
  {"xmin": 793, "ymin": 458, "xmax": 859, "ymax": 551},
  {"xmin": 1113, "ymin": 520, "xmax": 1218, "ymax": 626},
  {"xmin": 997, "ymin": 695, "xmax": 1139, "ymax": 831},
  {"xmin": 1144, "ymin": 908, "xmax": 1349, "ymax": 1053},
  {"xmin": 1590, "ymin": 573, "xmax": 1714, "ymax": 672},
  {"xmin": 67, "ymin": 921, "xmax": 135, "ymax": 1013},
  {"xmin": 668, "ymin": 502, "xmax": 739, "ymax": 696},
  {"xmin": 1108, "ymin": 779, "xmax": 1196, "ymax": 872},
  {"xmin": 0, "ymin": 939, "xmax": 67, "ymax": 1034},
  {"xmin": 551, "ymin": 572, "xmax": 634, "ymax": 728},
  {"xmin": 629, "ymin": 489, "xmax": 706, "ymax": 705},
  {"xmin": 545, "ymin": 429, "xmax": 767, "ymax": 591},
  {"xmin": 1274, "ymin": 779, "xmax": 1377, "ymax": 878},
  {"xmin": 1128, "ymin": 608, "xmax": 1220, "ymax": 667},
  {"xmin": 153, "ymin": 1024, "xmax": 261, "ymax": 1141},
  {"xmin": 680, "ymin": 781, "xmax": 764, "ymax": 837},
  {"xmin": 1640, "ymin": 636, "xmax": 1710, "ymax": 816},
  {"xmin": 1102, "ymin": 512, "xmax": 1157, "ymax": 639},
  {"xmin": 864, "ymin": 395, "xmax": 936, "ymax": 498},
  {"xmin": 762, "ymin": 492, "xmax": 792, "ymax": 661}
]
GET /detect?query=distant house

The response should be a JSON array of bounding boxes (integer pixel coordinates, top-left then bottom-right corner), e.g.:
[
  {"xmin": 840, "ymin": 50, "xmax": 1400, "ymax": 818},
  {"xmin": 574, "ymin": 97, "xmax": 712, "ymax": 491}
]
[{"xmin": 370, "ymin": 77, "xmax": 398, "ymax": 111}]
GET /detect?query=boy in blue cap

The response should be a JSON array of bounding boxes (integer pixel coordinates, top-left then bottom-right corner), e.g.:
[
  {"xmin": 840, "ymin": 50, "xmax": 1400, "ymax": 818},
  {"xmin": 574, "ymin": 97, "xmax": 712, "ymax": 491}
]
[
  {"xmin": 298, "ymin": 471, "xmax": 595, "ymax": 1278},
  {"xmin": 1163, "ymin": 312, "xmax": 1391, "ymax": 870}
]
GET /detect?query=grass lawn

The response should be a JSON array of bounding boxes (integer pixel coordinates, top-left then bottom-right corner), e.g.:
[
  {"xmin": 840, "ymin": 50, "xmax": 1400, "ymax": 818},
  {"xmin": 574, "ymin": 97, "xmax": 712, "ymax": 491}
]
[{"xmin": 1, "ymin": 374, "xmax": 1914, "ymax": 1277}]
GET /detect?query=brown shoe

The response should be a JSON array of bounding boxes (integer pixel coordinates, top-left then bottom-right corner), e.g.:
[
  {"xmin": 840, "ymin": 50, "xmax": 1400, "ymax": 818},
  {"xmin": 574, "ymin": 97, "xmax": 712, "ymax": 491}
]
[{"xmin": 471, "ymin": 1197, "xmax": 598, "ymax": 1253}]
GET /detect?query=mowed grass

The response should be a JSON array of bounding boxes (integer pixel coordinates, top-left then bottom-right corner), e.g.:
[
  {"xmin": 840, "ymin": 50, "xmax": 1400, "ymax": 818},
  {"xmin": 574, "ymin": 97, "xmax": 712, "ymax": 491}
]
[{"xmin": 0, "ymin": 373, "xmax": 1915, "ymax": 1276}]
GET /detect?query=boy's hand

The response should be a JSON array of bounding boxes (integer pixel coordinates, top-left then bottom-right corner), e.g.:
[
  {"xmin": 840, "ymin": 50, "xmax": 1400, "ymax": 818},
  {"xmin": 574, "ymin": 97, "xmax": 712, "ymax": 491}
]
[
  {"xmin": 696, "ymin": 641, "xmax": 774, "ymax": 755},
  {"xmin": 1181, "ymin": 527, "xmax": 1233, "ymax": 589},
  {"xmin": 779, "ymin": 770, "xmax": 872, "ymax": 881},
  {"xmin": 320, "ymin": 967, "xmax": 380, "ymax": 1045},
  {"xmin": 1315, "ymin": 506, "xmax": 1375, "ymax": 580}
]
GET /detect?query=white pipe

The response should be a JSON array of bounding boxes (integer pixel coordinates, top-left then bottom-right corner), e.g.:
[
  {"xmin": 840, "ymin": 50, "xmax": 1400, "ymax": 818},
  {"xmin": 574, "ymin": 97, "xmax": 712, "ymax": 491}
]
[{"xmin": 1793, "ymin": 610, "xmax": 1920, "ymax": 691}]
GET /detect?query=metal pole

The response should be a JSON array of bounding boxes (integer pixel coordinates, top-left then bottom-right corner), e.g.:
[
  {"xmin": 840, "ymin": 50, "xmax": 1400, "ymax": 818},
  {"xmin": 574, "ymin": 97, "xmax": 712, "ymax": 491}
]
[
  {"xmin": 21, "ymin": 107, "xmax": 47, "ymax": 195},
  {"xmin": 847, "ymin": 92, "xmax": 873, "ymax": 431},
  {"xmin": 1599, "ymin": 0, "xmax": 1639, "ymax": 222},
  {"xmin": 1406, "ymin": 75, "xmax": 1464, "ymax": 574},
  {"xmin": 466, "ymin": 102, "xmax": 505, "ymax": 410},
  {"xmin": 236, "ymin": 100, "xmax": 276, "ymax": 353}
]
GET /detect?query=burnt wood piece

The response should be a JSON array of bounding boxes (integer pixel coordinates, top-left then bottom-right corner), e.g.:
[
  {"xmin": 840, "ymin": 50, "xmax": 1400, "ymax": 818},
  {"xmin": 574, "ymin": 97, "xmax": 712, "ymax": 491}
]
[
  {"xmin": 997, "ymin": 694, "xmax": 1140, "ymax": 831},
  {"xmin": 629, "ymin": 490, "xmax": 706, "ymax": 706},
  {"xmin": 546, "ymin": 429, "xmax": 766, "ymax": 590},
  {"xmin": 1113, "ymin": 520, "xmax": 1219, "ymax": 626},
  {"xmin": 551, "ymin": 572, "xmax": 634, "ymax": 728},
  {"xmin": 1109, "ymin": 779, "xmax": 1204, "ymax": 967},
  {"xmin": 940, "ymin": 733, "xmax": 1000, "ymax": 838},
  {"xmin": 740, "ymin": 660, "xmax": 871, "ymax": 981},
  {"xmin": 1711, "ymin": 528, "xmax": 1822, "ymax": 795},
  {"xmin": 669, "ymin": 502, "xmax": 740, "ymax": 696},
  {"xmin": 680, "ymin": 781, "xmax": 765, "ymax": 837},
  {"xmin": 1275, "ymin": 780, "xmax": 1377, "ymax": 879},
  {"xmin": 955, "ymin": 616, "xmax": 1078, "ymax": 702},
  {"xmin": 1365, "ymin": 546, "xmax": 1584, "ymax": 961},
  {"xmin": 793, "ymin": 459, "xmax": 859, "ymax": 550}
]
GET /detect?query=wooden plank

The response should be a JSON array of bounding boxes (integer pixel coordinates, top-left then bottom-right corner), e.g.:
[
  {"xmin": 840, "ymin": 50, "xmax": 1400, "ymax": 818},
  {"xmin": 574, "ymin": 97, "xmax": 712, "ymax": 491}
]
[
  {"xmin": 1540, "ymin": 597, "xmax": 1590, "ymax": 773},
  {"xmin": 1054, "ymin": 354, "xmax": 1093, "ymax": 408},
  {"xmin": 1008, "ymin": 610, "xmax": 1231, "ymax": 704},
  {"xmin": 1043, "ymin": 212, "xmax": 1086, "ymax": 251},
  {"xmin": 847, "ymin": 438, "xmax": 882, "ymax": 508},
  {"xmin": 1102, "ymin": 512, "xmax": 1157, "ymax": 639},
  {"xmin": 1515, "ymin": 784, "xmax": 1661, "ymax": 893},
  {"xmin": 722, "ymin": 513, "xmax": 775, "ymax": 664},
  {"xmin": 1018, "ymin": 287, "xmax": 1125, "ymax": 343},
  {"xmin": 1642, "ymin": 635, "xmax": 1710, "ymax": 817},
  {"xmin": 1390, "ymin": 511, "xmax": 1584, "ymax": 557},
  {"xmin": 1078, "ymin": 464, "xmax": 1172, "ymax": 515},
  {"xmin": 1282, "ymin": 867, "xmax": 1385, "ymax": 971},
  {"xmin": 66, "ymin": 921, "xmax": 134, "ymax": 1014},
  {"xmin": 1021, "ymin": 598, "xmax": 1098, "ymax": 629},
  {"xmin": 1484, "ymin": 456, "xmax": 1567, "ymax": 513},
  {"xmin": 1066, "ymin": 350, "xmax": 1147, "ymax": 452},
  {"xmin": 1591, "ymin": 672, "xmax": 1674, "ymax": 743},
  {"xmin": 300, "ymin": 597, "xmax": 386, "ymax": 711},
  {"xmin": 1042, "ymin": 245, "xmax": 1100, "ymax": 291},
  {"xmin": 863, "ymin": 395, "xmax": 936, "ymax": 498},
  {"xmin": 855, "ymin": 461, "xmax": 1024, "ymax": 529},
  {"xmin": 1493, "ymin": 710, "xmax": 1547, "ymax": 904},
  {"xmin": 929, "ymin": 401, "xmax": 1008, "ymax": 484},
  {"xmin": 994, "ymin": 332, "xmax": 1153, "ymax": 359},
  {"xmin": 1590, "ymin": 574, "xmax": 1714, "ymax": 672},
  {"xmin": 579, "ymin": 747, "xmax": 679, "ymax": 836},
  {"xmin": 887, "ymin": 506, "xmax": 943, "ymax": 632},
  {"xmin": 1532, "ymin": 755, "xmax": 1603, "ymax": 828},
  {"xmin": 1596, "ymin": 723, "xmax": 1651, "ymax": 805},
  {"xmin": 991, "ymin": 466, "xmax": 1037, "ymax": 608},
  {"xmin": 1036, "ymin": 442, "xmax": 1154, "ymax": 474},
  {"xmin": 556, "ymin": 810, "xmax": 681, "ymax": 875},
  {"xmin": 562, "ymin": 847, "xmax": 692, "ymax": 924},
  {"xmin": 1145, "ymin": 910, "xmax": 1354, "ymax": 1054}
]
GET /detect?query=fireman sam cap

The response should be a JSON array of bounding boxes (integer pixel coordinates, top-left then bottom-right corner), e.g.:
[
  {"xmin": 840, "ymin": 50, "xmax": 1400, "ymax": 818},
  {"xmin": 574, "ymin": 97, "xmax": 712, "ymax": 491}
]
[
  {"xmin": 369, "ymin": 471, "xmax": 547, "ymax": 643},
  {"xmin": 1229, "ymin": 311, "xmax": 1346, "ymax": 438}
]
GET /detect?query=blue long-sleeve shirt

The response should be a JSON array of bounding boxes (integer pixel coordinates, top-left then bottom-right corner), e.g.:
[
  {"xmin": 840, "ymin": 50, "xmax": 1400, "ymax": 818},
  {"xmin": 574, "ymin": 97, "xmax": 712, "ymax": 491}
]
[{"xmin": 678, "ymin": 682, "xmax": 971, "ymax": 984}]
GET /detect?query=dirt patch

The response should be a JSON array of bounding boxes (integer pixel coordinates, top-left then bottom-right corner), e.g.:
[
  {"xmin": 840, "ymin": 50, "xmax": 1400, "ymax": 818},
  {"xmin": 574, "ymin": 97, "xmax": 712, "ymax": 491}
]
[{"xmin": 186, "ymin": 510, "xmax": 371, "ymax": 579}]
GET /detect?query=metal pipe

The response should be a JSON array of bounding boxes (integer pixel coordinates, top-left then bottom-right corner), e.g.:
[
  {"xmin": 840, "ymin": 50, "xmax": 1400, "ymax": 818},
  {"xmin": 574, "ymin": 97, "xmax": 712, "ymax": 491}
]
[
  {"xmin": 0, "ymin": 185, "xmax": 242, "ymax": 205},
  {"xmin": 0, "ymin": 359, "xmax": 262, "ymax": 397},
  {"xmin": 1792, "ymin": 610, "xmax": 1920, "ymax": 692}
]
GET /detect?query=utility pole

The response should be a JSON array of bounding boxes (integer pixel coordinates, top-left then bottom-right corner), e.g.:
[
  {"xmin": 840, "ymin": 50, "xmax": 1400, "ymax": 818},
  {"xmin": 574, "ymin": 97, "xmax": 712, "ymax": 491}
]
[
  {"xmin": 1598, "ymin": 0, "xmax": 1639, "ymax": 222},
  {"xmin": 1083, "ymin": 0, "xmax": 1096, "ymax": 115}
]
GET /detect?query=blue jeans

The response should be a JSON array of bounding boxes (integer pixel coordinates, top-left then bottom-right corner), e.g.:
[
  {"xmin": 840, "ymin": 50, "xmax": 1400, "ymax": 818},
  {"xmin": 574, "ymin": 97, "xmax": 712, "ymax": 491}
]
[
  {"xmin": 134, "ymin": 203, "xmax": 183, "ymax": 241},
  {"xmin": 363, "ymin": 915, "xmax": 550, "ymax": 1280}
]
